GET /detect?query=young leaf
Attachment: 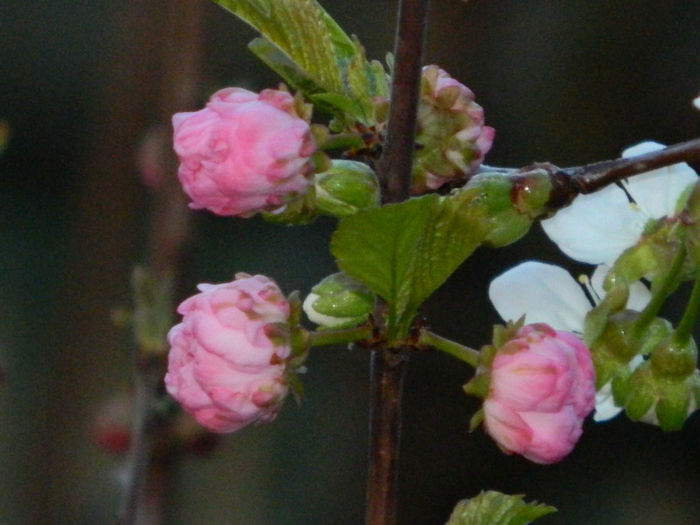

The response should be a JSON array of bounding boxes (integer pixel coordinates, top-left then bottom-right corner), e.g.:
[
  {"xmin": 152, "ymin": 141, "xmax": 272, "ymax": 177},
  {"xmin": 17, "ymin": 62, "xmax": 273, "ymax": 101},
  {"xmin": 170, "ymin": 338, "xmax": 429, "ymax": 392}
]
[
  {"xmin": 331, "ymin": 194, "xmax": 485, "ymax": 340},
  {"xmin": 248, "ymin": 37, "xmax": 326, "ymax": 96},
  {"xmin": 445, "ymin": 491, "xmax": 556, "ymax": 525},
  {"xmin": 214, "ymin": 0, "xmax": 353, "ymax": 95},
  {"xmin": 214, "ymin": 0, "xmax": 387, "ymax": 125}
]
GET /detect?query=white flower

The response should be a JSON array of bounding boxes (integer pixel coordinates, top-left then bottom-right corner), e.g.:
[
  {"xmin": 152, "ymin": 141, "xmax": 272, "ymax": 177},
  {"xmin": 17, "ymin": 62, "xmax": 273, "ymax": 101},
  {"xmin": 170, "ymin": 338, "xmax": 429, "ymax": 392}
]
[
  {"xmin": 694, "ymin": 94, "xmax": 700, "ymax": 111},
  {"xmin": 488, "ymin": 261, "xmax": 650, "ymax": 421},
  {"xmin": 541, "ymin": 141, "xmax": 698, "ymax": 265}
]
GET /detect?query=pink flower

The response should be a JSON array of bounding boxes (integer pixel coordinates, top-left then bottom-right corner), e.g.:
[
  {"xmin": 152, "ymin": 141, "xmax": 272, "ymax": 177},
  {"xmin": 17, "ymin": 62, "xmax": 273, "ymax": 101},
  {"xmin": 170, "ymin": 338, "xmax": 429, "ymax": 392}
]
[
  {"xmin": 165, "ymin": 273, "xmax": 291, "ymax": 433},
  {"xmin": 172, "ymin": 87, "xmax": 316, "ymax": 217},
  {"xmin": 483, "ymin": 324, "xmax": 595, "ymax": 464}
]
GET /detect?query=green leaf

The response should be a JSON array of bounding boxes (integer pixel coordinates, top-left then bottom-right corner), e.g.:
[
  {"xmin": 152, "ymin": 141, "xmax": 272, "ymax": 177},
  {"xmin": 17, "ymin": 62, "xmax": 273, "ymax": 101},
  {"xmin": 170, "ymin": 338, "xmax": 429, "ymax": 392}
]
[
  {"xmin": 214, "ymin": 0, "xmax": 387, "ymax": 125},
  {"xmin": 331, "ymin": 194, "xmax": 484, "ymax": 340},
  {"xmin": 248, "ymin": 37, "xmax": 326, "ymax": 95},
  {"xmin": 214, "ymin": 0, "xmax": 351, "ymax": 93},
  {"xmin": 445, "ymin": 491, "xmax": 556, "ymax": 525}
]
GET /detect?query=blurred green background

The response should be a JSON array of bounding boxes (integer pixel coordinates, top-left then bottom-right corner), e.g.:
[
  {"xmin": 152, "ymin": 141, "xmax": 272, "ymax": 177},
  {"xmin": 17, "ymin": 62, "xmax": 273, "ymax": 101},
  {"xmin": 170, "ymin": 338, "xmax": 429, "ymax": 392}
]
[{"xmin": 1, "ymin": 1, "xmax": 699, "ymax": 523}]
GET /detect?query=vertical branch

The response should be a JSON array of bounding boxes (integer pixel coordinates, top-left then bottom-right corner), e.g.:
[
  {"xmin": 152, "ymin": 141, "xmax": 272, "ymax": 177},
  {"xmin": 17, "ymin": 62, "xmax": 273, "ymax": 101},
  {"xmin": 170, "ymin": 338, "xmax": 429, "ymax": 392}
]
[
  {"xmin": 117, "ymin": 0, "xmax": 206, "ymax": 523},
  {"xmin": 365, "ymin": 349, "xmax": 409, "ymax": 525},
  {"xmin": 377, "ymin": 0, "xmax": 431, "ymax": 203},
  {"xmin": 366, "ymin": 1, "xmax": 430, "ymax": 524}
]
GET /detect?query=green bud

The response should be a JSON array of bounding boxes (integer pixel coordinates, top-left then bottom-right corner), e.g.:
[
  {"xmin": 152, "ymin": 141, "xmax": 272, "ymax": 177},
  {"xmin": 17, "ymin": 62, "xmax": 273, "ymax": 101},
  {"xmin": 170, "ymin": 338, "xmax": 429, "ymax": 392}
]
[
  {"xmin": 650, "ymin": 335, "xmax": 697, "ymax": 379},
  {"xmin": 588, "ymin": 310, "xmax": 642, "ymax": 388},
  {"xmin": 302, "ymin": 272, "xmax": 374, "ymax": 329},
  {"xmin": 314, "ymin": 160, "xmax": 379, "ymax": 217},
  {"xmin": 608, "ymin": 219, "xmax": 692, "ymax": 288},
  {"xmin": 623, "ymin": 362, "xmax": 657, "ymax": 420},
  {"xmin": 454, "ymin": 173, "xmax": 535, "ymax": 248},
  {"xmin": 622, "ymin": 336, "xmax": 699, "ymax": 431}
]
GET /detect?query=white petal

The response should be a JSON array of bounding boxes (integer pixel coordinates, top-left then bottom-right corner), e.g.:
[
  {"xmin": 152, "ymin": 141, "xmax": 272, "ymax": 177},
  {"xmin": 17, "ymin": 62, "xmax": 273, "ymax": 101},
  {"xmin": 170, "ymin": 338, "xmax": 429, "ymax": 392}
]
[
  {"xmin": 541, "ymin": 184, "xmax": 646, "ymax": 264},
  {"xmin": 694, "ymin": 94, "xmax": 700, "ymax": 111},
  {"xmin": 488, "ymin": 261, "xmax": 591, "ymax": 332},
  {"xmin": 589, "ymin": 264, "xmax": 651, "ymax": 311},
  {"xmin": 621, "ymin": 141, "xmax": 698, "ymax": 219},
  {"xmin": 593, "ymin": 382, "xmax": 623, "ymax": 421}
]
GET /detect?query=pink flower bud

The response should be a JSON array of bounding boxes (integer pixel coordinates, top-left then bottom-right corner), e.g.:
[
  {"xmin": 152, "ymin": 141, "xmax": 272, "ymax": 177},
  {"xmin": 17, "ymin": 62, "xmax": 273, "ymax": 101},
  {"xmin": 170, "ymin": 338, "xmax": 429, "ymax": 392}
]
[
  {"xmin": 164, "ymin": 273, "xmax": 292, "ymax": 433},
  {"xmin": 172, "ymin": 88, "xmax": 316, "ymax": 217},
  {"xmin": 483, "ymin": 324, "xmax": 595, "ymax": 464},
  {"xmin": 412, "ymin": 66, "xmax": 495, "ymax": 193}
]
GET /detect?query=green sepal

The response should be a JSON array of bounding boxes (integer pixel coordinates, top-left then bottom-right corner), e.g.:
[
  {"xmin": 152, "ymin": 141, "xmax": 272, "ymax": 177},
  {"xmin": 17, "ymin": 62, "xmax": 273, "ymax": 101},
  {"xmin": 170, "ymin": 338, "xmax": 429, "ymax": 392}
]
[
  {"xmin": 468, "ymin": 408, "xmax": 484, "ymax": 432},
  {"xmin": 463, "ymin": 373, "xmax": 490, "ymax": 400},
  {"xmin": 287, "ymin": 290, "xmax": 303, "ymax": 327},
  {"xmin": 286, "ymin": 369, "xmax": 305, "ymax": 404},
  {"xmin": 261, "ymin": 187, "xmax": 318, "ymax": 225},
  {"xmin": 445, "ymin": 491, "xmax": 556, "ymax": 525}
]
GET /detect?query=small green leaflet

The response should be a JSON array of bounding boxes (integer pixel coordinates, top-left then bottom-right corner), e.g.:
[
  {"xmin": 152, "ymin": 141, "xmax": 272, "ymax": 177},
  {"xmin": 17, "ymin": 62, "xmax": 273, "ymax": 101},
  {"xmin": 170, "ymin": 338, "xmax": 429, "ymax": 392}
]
[
  {"xmin": 445, "ymin": 491, "xmax": 556, "ymax": 525},
  {"xmin": 331, "ymin": 193, "xmax": 486, "ymax": 341},
  {"xmin": 213, "ymin": 0, "xmax": 387, "ymax": 124}
]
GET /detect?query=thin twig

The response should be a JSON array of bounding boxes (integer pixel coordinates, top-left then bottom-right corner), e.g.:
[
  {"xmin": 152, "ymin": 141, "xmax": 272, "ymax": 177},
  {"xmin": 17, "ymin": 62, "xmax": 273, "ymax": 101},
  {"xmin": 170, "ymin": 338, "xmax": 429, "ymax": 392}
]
[
  {"xmin": 117, "ymin": 0, "xmax": 205, "ymax": 523},
  {"xmin": 500, "ymin": 137, "xmax": 700, "ymax": 211}
]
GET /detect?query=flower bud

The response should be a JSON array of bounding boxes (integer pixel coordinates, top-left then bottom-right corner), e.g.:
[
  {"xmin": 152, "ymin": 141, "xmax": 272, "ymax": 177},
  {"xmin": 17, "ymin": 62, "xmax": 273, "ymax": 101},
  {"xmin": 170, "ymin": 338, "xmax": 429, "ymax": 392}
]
[
  {"xmin": 471, "ymin": 323, "xmax": 595, "ymax": 464},
  {"xmin": 619, "ymin": 336, "xmax": 699, "ymax": 431},
  {"xmin": 314, "ymin": 160, "xmax": 380, "ymax": 217},
  {"xmin": 450, "ymin": 170, "xmax": 553, "ymax": 248},
  {"xmin": 172, "ymin": 87, "xmax": 316, "ymax": 217},
  {"xmin": 303, "ymin": 273, "xmax": 374, "ymax": 329},
  {"xmin": 92, "ymin": 394, "xmax": 132, "ymax": 455},
  {"xmin": 165, "ymin": 273, "xmax": 294, "ymax": 433},
  {"xmin": 412, "ymin": 66, "xmax": 494, "ymax": 193}
]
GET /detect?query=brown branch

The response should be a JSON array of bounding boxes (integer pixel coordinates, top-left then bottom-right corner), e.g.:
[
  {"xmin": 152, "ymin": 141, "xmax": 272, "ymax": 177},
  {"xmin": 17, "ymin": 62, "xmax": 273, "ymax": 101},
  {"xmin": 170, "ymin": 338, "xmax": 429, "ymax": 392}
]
[
  {"xmin": 377, "ymin": 0, "xmax": 431, "ymax": 203},
  {"xmin": 495, "ymin": 137, "xmax": 700, "ymax": 212},
  {"xmin": 366, "ymin": 1, "xmax": 430, "ymax": 525},
  {"xmin": 365, "ymin": 349, "xmax": 408, "ymax": 525}
]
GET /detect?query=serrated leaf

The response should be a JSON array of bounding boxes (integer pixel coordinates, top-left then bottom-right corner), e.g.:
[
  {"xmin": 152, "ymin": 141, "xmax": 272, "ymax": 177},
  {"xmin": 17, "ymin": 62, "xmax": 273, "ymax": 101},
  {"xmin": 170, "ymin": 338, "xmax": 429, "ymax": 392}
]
[
  {"xmin": 331, "ymin": 193, "xmax": 485, "ymax": 340},
  {"xmin": 214, "ymin": 0, "xmax": 351, "ymax": 93},
  {"xmin": 445, "ymin": 491, "xmax": 556, "ymax": 525},
  {"xmin": 248, "ymin": 37, "xmax": 326, "ymax": 95},
  {"xmin": 214, "ymin": 0, "xmax": 387, "ymax": 125}
]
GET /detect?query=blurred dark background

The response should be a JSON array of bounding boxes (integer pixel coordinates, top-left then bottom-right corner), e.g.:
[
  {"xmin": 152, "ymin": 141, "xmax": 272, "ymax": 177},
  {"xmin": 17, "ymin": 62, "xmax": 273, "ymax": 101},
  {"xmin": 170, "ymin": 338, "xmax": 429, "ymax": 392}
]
[{"xmin": 1, "ymin": 1, "xmax": 699, "ymax": 523}]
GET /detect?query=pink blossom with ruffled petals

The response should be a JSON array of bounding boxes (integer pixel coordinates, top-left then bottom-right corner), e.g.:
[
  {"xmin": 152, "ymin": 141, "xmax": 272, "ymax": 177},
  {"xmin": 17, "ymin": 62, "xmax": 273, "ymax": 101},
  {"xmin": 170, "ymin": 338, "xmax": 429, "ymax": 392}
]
[
  {"xmin": 165, "ymin": 273, "xmax": 291, "ymax": 433},
  {"xmin": 483, "ymin": 324, "xmax": 595, "ymax": 464},
  {"xmin": 172, "ymin": 87, "xmax": 316, "ymax": 217}
]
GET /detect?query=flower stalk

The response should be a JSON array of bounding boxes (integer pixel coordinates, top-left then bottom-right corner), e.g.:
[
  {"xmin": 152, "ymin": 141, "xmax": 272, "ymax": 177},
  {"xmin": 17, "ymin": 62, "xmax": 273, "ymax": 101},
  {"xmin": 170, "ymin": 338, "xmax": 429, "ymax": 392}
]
[
  {"xmin": 418, "ymin": 329, "xmax": 480, "ymax": 367},
  {"xmin": 633, "ymin": 244, "xmax": 687, "ymax": 339},
  {"xmin": 674, "ymin": 268, "xmax": 700, "ymax": 344},
  {"xmin": 308, "ymin": 325, "xmax": 374, "ymax": 347}
]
